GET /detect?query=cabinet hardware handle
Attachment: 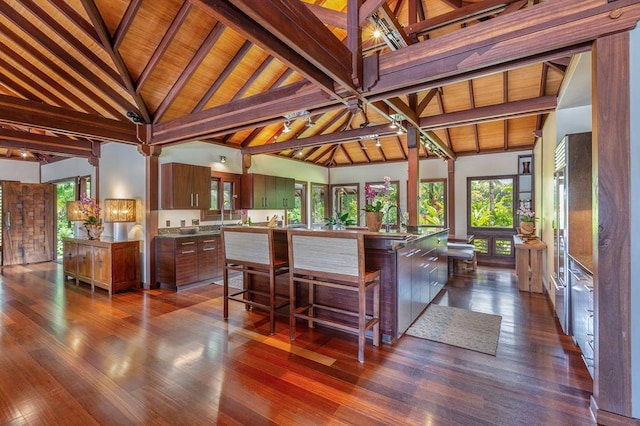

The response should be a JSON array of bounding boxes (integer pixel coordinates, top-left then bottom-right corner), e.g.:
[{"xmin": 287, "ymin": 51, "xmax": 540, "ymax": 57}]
[
  {"xmin": 585, "ymin": 308, "xmax": 594, "ymax": 318},
  {"xmin": 181, "ymin": 242, "xmax": 195, "ymax": 246},
  {"xmin": 202, "ymin": 248, "xmax": 215, "ymax": 251},
  {"xmin": 190, "ymin": 193, "xmax": 194, "ymax": 206},
  {"xmin": 181, "ymin": 250, "xmax": 196, "ymax": 254},
  {"xmin": 196, "ymin": 194, "xmax": 199, "ymax": 206},
  {"xmin": 202, "ymin": 239, "xmax": 215, "ymax": 243},
  {"xmin": 4, "ymin": 212, "xmax": 10, "ymax": 229}
]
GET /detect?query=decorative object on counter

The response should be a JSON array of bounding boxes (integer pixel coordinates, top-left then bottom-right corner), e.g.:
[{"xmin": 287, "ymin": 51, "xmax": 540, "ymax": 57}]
[
  {"xmin": 241, "ymin": 208, "xmax": 249, "ymax": 225},
  {"xmin": 365, "ymin": 211, "xmax": 383, "ymax": 232},
  {"xmin": 406, "ymin": 305, "xmax": 502, "ymax": 356},
  {"xmin": 266, "ymin": 214, "xmax": 278, "ymax": 227},
  {"xmin": 76, "ymin": 195, "xmax": 103, "ymax": 239},
  {"xmin": 363, "ymin": 176, "xmax": 392, "ymax": 232},
  {"xmin": 325, "ymin": 211, "xmax": 355, "ymax": 230},
  {"xmin": 522, "ymin": 160, "xmax": 531, "ymax": 174},
  {"xmin": 517, "ymin": 200, "xmax": 536, "ymax": 236},
  {"xmin": 104, "ymin": 198, "xmax": 136, "ymax": 241}
]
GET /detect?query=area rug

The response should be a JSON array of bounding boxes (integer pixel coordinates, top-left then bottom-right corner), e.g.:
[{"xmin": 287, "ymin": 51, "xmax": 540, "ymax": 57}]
[{"xmin": 406, "ymin": 305, "xmax": 502, "ymax": 356}]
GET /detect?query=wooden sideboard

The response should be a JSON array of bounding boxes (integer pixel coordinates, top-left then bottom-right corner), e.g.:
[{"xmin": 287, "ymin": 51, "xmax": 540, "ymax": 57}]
[{"xmin": 63, "ymin": 237, "xmax": 140, "ymax": 295}]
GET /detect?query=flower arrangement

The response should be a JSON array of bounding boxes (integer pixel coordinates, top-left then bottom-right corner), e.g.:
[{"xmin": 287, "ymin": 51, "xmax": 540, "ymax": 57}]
[
  {"xmin": 363, "ymin": 176, "xmax": 392, "ymax": 212},
  {"xmin": 78, "ymin": 194, "xmax": 101, "ymax": 225},
  {"xmin": 517, "ymin": 200, "xmax": 536, "ymax": 223},
  {"xmin": 325, "ymin": 211, "xmax": 355, "ymax": 228}
]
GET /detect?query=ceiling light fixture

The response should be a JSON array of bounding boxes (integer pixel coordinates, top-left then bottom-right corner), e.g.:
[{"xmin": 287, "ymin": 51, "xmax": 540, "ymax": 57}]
[
  {"xmin": 20, "ymin": 148, "xmax": 27, "ymax": 158},
  {"xmin": 389, "ymin": 118, "xmax": 398, "ymax": 129},
  {"xmin": 307, "ymin": 116, "xmax": 315, "ymax": 127},
  {"xmin": 375, "ymin": 138, "xmax": 382, "ymax": 147},
  {"xmin": 283, "ymin": 121, "xmax": 291, "ymax": 133},
  {"xmin": 220, "ymin": 155, "xmax": 226, "ymax": 163}
]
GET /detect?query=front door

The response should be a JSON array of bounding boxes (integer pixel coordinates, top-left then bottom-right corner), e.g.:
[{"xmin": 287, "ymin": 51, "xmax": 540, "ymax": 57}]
[{"xmin": 2, "ymin": 182, "xmax": 55, "ymax": 265}]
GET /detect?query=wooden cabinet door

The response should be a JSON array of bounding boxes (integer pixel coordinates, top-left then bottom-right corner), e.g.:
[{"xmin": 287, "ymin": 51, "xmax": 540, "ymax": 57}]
[
  {"xmin": 276, "ymin": 177, "xmax": 295, "ymax": 209},
  {"xmin": 93, "ymin": 246, "xmax": 112, "ymax": 287},
  {"xmin": 197, "ymin": 237, "xmax": 218, "ymax": 281},
  {"xmin": 175, "ymin": 239, "xmax": 198, "ymax": 285},
  {"xmin": 2, "ymin": 182, "xmax": 55, "ymax": 265},
  {"xmin": 62, "ymin": 240, "xmax": 78, "ymax": 276},
  {"xmin": 76, "ymin": 243, "xmax": 93, "ymax": 282},
  {"xmin": 161, "ymin": 163, "xmax": 211, "ymax": 209},
  {"xmin": 192, "ymin": 165, "xmax": 211, "ymax": 209}
]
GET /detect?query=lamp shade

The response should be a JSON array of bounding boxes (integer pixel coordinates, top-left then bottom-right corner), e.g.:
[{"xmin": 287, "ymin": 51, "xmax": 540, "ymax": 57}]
[
  {"xmin": 103, "ymin": 198, "xmax": 136, "ymax": 223},
  {"xmin": 66, "ymin": 200, "xmax": 84, "ymax": 221}
]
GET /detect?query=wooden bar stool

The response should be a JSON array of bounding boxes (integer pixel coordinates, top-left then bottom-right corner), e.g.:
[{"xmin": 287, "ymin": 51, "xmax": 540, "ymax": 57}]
[
  {"xmin": 287, "ymin": 229, "xmax": 380, "ymax": 363},
  {"xmin": 221, "ymin": 227, "xmax": 289, "ymax": 335}
]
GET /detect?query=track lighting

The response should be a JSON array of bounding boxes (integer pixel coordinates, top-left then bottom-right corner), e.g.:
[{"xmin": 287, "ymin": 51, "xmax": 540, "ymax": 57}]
[
  {"xmin": 375, "ymin": 138, "xmax": 382, "ymax": 147},
  {"xmin": 389, "ymin": 118, "xmax": 398, "ymax": 129},
  {"xmin": 307, "ymin": 116, "xmax": 315, "ymax": 127},
  {"xmin": 283, "ymin": 121, "xmax": 291, "ymax": 133},
  {"xmin": 219, "ymin": 156, "xmax": 226, "ymax": 163},
  {"xmin": 20, "ymin": 148, "xmax": 27, "ymax": 158}
]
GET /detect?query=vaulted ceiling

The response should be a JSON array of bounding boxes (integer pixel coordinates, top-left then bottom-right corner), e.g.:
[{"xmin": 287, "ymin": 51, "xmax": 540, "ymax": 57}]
[{"xmin": 0, "ymin": 0, "xmax": 638, "ymax": 166}]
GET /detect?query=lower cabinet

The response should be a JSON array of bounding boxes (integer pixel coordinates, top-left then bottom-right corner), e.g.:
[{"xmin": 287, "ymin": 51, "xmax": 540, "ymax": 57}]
[
  {"xmin": 63, "ymin": 237, "xmax": 140, "ymax": 295},
  {"xmin": 156, "ymin": 234, "xmax": 223, "ymax": 289},
  {"xmin": 569, "ymin": 257, "xmax": 594, "ymax": 377}
]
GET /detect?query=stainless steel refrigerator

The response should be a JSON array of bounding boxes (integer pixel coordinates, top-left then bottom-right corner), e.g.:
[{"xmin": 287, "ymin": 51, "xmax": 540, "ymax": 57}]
[{"xmin": 553, "ymin": 138, "xmax": 569, "ymax": 334}]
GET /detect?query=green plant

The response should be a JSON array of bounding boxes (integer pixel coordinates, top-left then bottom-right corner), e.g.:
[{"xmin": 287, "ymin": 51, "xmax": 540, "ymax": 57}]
[{"xmin": 325, "ymin": 211, "xmax": 355, "ymax": 227}]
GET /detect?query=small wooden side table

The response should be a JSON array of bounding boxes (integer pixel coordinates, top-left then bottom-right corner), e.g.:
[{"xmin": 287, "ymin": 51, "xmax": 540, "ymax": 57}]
[{"xmin": 513, "ymin": 235, "xmax": 546, "ymax": 293}]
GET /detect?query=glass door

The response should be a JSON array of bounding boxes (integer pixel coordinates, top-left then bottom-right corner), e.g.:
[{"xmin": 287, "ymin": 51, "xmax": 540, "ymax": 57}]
[{"xmin": 55, "ymin": 179, "xmax": 77, "ymax": 262}]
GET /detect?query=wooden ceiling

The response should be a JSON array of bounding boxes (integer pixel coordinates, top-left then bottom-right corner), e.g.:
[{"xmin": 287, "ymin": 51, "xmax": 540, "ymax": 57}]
[{"xmin": 0, "ymin": 0, "xmax": 638, "ymax": 166}]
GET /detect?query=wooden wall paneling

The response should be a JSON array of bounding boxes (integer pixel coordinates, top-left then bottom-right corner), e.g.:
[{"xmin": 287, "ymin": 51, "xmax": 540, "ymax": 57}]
[{"xmin": 592, "ymin": 32, "xmax": 633, "ymax": 422}]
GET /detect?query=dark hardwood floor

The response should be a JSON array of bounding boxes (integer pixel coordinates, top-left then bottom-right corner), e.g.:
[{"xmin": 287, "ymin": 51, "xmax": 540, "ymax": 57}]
[{"xmin": 0, "ymin": 262, "xmax": 594, "ymax": 425}]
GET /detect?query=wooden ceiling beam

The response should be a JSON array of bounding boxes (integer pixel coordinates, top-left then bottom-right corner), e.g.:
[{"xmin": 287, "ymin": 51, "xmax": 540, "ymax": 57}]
[
  {"xmin": 0, "ymin": 128, "xmax": 93, "ymax": 157},
  {"xmin": 154, "ymin": 23, "xmax": 226, "ymax": 121},
  {"xmin": 0, "ymin": 2, "xmax": 136, "ymax": 116},
  {"xmin": 405, "ymin": 0, "xmax": 522, "ymax": 37},
  {"xmin": 136, "ymin": 1, "xmax": 192, "ymax": 93},
  {"xmin": 151, "ymin": 82, "xmax": 342, "ymax": 144},
  {"xmin": 191, "ymin": 39, "xmax": 251, "ymax": 114},
  {"xmin": 81, "ymin": 0, "xmax": 152, "ymax": 123},
  {"xmin": 420, "ymin": 95, "xmax": 557, "ymax": 130},
  {"xmin": 113, "ymin": 0, "xmax": 143, "ymax": 49},
  {"xmin": 0, "ymin": 95, "xmax": 138, "ymax": 144},
  {"xmin": 48, "ymin": 0, "xmax": 100, "ymax": 44},
  {"xmin": 305, "ymin": 3, "xmax": 347, "ymax": 28},
  {"xmin": 0, "ymin": 21, "xmax": 123, "ymax": 119},
  {"xmin": 191, "ymin": 0, "xmax": 339, "ymax": 97},
  {"xmin": 374, "ymin": 0, "xmax": 640, "ymax": 97},
  {"xmin": 0, "ymin": 41, "xmax": 100, "ymax": 115},
  {"xmin": 0, "ymin": 58, "xmax": 70, "ymax": 108}
]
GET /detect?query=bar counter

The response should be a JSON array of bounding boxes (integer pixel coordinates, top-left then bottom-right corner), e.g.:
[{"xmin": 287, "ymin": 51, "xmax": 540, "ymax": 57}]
[{"xmin": 224, "ymin": 226, "xmax": 449, "ymax": 343}]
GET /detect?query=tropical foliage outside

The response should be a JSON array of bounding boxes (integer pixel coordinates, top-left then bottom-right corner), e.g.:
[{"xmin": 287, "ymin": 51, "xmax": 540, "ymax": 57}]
[
  {"xmin": 469, "ymin": 177, "xmax": 514, "ymax": 228},
  {"xmin": 56, "ymin": 180, "xmax": 76, "ymax": 258},
  {"xmin": 419, "ymin": 180, "xmax": 445, "ymax": 226}
]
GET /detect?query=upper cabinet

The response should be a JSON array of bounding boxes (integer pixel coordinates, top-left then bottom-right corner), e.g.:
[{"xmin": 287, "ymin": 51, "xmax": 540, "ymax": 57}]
[
  {"xmin": 161, "ymin": 162, "xmax": 211, "ymax": 209},
  {"xmin": 241, "ymin": 174, "xmax": 295, "ymax": 209}
]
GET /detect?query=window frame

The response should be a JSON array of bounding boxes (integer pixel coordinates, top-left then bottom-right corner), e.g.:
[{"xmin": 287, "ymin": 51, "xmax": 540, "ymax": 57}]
[
  {"xmin": 330, "ymin": 183, "xmax": 360, "ymax": 225},
  {"xmin": 467, "ymin": 174, "xmax": 517, "ymax": 231},
  {"xmin": 418, "ymin": 178, "xmax": 447, "ymax": 228}
]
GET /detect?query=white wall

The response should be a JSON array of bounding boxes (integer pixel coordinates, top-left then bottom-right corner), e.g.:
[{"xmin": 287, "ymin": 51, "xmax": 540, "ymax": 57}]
[
  {"xmin": 0, "ymin": 158, "xmax": 41, "ymax": 183},
  {"xmin": 629, "ymin": 24, "xmax": 640, "ymax": 418},
  {"xmin": 41, "ymin": 157, "xmax": 95, "ymax": 189}
]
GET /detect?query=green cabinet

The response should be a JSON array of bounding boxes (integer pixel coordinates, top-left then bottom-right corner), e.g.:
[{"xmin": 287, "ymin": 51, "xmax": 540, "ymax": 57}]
[{"xmin": 241, "ymin": 173, "xmax": 295, "ymax": 209}]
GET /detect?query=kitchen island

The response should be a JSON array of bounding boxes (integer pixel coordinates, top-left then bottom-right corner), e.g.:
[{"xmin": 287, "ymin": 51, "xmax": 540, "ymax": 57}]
[{"xmin": 224, "ymin": 226, "xmax": 449, "ymax": 343}]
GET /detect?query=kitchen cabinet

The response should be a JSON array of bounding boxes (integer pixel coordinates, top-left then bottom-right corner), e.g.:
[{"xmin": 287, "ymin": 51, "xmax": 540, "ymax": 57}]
[
  {"xmin": 241, "ymin": 173, "xmax": 295, "ymax": 209},
  {"xmin": 62, "ymin": 237, "xmax": 140, "ymax": 295},
  {"xmin": 161, "ymin": 162, "xmax": 211, "ymax": 209},
  {"xmin": 569, "ymin": 256, "xmax": 594, "ymax": 378},
  {"xmin": 156, "ymin": 234, "xmax": 222, "ymax": 289}
]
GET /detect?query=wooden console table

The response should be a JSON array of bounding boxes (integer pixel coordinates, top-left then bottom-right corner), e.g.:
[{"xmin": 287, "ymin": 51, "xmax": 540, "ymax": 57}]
[
  {"xmin": 63, "ymin": 237, "xmax": 140, "ymax": 295},
  {"xmin": 513, "ymin": 235, "xmax": 546, "ymax": 293}
]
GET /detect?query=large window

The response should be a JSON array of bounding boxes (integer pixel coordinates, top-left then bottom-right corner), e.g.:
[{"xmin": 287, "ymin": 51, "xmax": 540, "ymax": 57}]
[
  {"xmin": 419, "ymin": 179, "xmax": 446, "ymax": 226},
  {"xmin": 330, "ymin": 184, "xmax": 359, "ymax": 225},
  {"xmin": 289, "ymin": 181, "xmax": 307, "ymax": 225},
  {"xmin": 468, "ymin": 176, "xmax": 515, "ymax": 228},
  {"xmin": 311, "ymin": 183, "xmax": 328, "ymax": 227}
]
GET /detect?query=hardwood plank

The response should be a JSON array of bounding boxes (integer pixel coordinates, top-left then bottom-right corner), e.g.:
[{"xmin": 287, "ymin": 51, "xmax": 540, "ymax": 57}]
[{"xmin": 0, "ymin": 262, "xmax": 594, "ymax": 424}]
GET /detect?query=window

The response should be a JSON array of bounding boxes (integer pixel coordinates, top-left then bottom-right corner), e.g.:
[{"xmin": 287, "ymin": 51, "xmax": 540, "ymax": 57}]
[
  {"xmin": 330, "ymin": 184, "xmax": 359, "ymax": 225},
  {"xmin": 201, "ymin": 172, "xmax": 241, "ymax": 221},
  {"xmin": 289, "ymin": 181, "xmax": 307, "ymax": 225},
  {"xmin": 365, "ymin": 180, "xmax": 399, "ymax": 230},
  {"xmin": 468, "ymin": 176, "xmax": 515, "ymax": 229},
  {"xmin": 419, "ymin": 179, "xmax": 446, "ymax": 226},
  {"xmin": 311, "ymin": 183, "xmax": 328, "ymax": 227}
]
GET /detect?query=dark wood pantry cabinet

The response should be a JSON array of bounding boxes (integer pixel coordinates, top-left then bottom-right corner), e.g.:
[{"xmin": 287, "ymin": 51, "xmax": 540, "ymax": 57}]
[{"xmin": 161, "ymin": 162, "xmax": 211, "ymax": 209}]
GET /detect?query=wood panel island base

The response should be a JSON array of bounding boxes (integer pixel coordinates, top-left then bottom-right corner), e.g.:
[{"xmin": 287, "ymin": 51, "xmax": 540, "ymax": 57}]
[
  {"xmin": 62, "ymin": 237, "xmax": 141, "ymax": 295},
  {"xmin": 233, "ymin": 226, "xmax": 449, "ymax": 344}
]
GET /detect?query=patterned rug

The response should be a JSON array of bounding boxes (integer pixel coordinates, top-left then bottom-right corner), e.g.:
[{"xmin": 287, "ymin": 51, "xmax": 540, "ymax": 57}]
[{"xmin": 406, "ymin": 305, "xmax": 502, "ymax": 356}]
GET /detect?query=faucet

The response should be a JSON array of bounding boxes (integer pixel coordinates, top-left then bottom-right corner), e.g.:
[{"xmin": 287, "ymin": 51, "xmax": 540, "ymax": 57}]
[
  {"xmin": 385, "ymin": 204, "xmax": 402, "ymax": 233},
  {"xmin": 220, "ymin": 203, "xmax": 225, "ymax": 226}
]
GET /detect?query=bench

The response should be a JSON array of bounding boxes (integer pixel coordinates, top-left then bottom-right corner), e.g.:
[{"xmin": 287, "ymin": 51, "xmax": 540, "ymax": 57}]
[{"xmin": 447, "ymin": 242, "xmax": 477, "ymax": 273}]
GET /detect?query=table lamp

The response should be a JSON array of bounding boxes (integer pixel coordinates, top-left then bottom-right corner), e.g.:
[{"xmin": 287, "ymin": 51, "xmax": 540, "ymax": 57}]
[
  {"xmin": 104, "ymin": 198, "xmax": 136, "ymax": 241},
  {"xmin": 66, "ymin": 200, "xmax": 84, "ymax": 236}
]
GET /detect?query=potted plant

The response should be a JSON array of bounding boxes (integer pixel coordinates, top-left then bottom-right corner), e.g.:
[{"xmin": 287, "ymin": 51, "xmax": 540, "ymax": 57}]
[
  {"xmin": 325, "ymin": 211, "xmax": 355, "ymax": 230},
  {"xmin": 363, "ymin": 176, "xmax": 392, "ymax": 232},
  {"xmin": 517, "ymin": 200, "xmax": 536, "ymax": 236},
  {"xmin": 78, "ymin": 195, "xmax": 103, "ymax": 239}
]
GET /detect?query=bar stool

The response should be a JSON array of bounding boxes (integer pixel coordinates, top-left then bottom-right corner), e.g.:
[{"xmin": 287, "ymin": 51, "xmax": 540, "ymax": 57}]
[
  {"xmin": 287, "ymin": 229, "xmax": 380, "ymax": 363},
  {"xmin": 221, "ymin": 227, "xmax": 289, "ymax": 335}
]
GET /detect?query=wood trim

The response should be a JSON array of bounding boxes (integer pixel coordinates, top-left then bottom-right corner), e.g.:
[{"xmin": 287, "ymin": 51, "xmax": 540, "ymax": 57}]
[{"xmin": 592, "ymin": 32, "xmax": 632, "ymax": 417}]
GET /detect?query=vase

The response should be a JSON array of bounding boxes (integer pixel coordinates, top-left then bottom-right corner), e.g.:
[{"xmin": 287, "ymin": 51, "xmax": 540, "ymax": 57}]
[
  {"xmin": 84, "ymin": 223, "xmax": 104, "ymax": 240},
  {"xmin": 522, "ymin": 161, "xmax": 531, "ymax": 174},
  {"xmin": 366, "ymin": 211, "xmax": 383, "ymax": 232},
  {"xmin": 520, "ymin": 221, "xmax": 535, "ymax": 236}
]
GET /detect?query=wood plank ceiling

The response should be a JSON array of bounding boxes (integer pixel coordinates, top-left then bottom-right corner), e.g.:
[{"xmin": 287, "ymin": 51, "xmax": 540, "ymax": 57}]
[{"xmin": 0, "ymin": 0, "xmax": 626, "ymax": 166}]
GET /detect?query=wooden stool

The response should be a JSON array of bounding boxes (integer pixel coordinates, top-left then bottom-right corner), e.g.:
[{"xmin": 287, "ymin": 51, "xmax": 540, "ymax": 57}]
[
  {"xmin": 221, "ymin": 227, "xmax": 289, "ymax": 335},
  {"xmin": 287, "ymin": 229, "xmax": 380, "ymax": 363}
]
